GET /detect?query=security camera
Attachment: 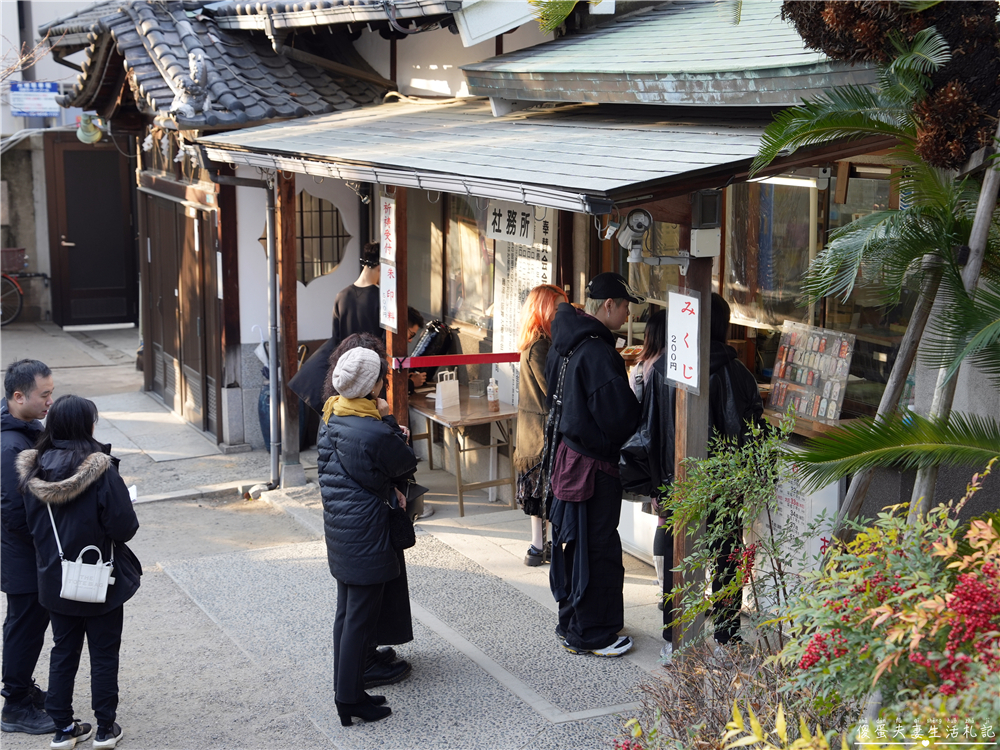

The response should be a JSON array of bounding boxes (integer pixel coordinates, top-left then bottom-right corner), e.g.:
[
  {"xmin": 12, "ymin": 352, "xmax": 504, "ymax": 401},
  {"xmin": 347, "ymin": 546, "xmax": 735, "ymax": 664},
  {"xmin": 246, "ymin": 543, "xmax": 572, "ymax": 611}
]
[{"xmin": 617, "ymin": 209, "xmax": 652, "ymax": 261}]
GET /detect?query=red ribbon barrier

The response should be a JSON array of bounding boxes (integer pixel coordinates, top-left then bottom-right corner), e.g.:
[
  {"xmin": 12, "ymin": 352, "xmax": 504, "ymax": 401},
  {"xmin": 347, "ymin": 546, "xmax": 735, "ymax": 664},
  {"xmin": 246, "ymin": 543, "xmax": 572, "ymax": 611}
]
[{"xmin": 393, "ymin": 352, "xmax": 521, "ymax": 370}]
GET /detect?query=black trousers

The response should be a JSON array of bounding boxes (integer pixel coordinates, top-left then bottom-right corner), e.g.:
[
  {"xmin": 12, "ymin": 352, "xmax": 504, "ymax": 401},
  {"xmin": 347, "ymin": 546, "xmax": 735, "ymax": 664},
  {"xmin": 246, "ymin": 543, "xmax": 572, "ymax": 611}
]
[
  {"xmin": 653, "ymin": 523, "xmax": 674, "ymax": 643},
  {"xmin": 555, "ymin": 471, "xmax": 625, "ymax": 651},
  {"xmin": 375, "ymin": 549, "xmax": 412, "ymax": 646},
  {"xmin": 46, "ymin": 606, "xmax": 124, "ymax": 729},
  {"xmin": 333, "ymin": 580, "xmax": 384, "ymax": 703},
  {"xmin": 708, "ymin": 506, "xmax": 742, "ymax": 645},
  {"xmin": 2, "ymin": 592, "xmax": 50, "ymax": 705}
]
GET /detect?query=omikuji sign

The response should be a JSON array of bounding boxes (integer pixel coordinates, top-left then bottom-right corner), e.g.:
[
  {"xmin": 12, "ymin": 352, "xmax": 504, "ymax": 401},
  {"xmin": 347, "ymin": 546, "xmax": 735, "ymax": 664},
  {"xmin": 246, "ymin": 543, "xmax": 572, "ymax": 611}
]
[
  {"xmin": 666, "ymin": 291, "xmax": 701, "ymax": 394},
  {"xmin": 486, "ymin": 200, "xmax": 535, "ymax": 247}
]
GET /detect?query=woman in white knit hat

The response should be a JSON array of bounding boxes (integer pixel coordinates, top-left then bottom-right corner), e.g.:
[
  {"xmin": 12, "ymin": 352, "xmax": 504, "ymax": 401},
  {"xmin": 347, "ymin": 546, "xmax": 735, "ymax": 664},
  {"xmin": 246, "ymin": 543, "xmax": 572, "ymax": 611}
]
[{"xmin": 317, "ymin": 346, "xmax": 417, "ymax": 726}]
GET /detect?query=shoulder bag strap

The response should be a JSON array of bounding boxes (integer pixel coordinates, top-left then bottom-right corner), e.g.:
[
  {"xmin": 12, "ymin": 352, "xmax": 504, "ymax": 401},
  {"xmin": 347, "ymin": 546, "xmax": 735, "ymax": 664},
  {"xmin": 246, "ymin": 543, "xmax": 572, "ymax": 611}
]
[
  {"xmin": 47, "ymin": 504, "xmax": 65, "ymax": 561},
  {"xmin": 540, "ymin": 342, "xmax": 581, "ymax": 489},
  {"xmin": 47, "ymin": 503, "xmax": 115, "ymax": 565}
]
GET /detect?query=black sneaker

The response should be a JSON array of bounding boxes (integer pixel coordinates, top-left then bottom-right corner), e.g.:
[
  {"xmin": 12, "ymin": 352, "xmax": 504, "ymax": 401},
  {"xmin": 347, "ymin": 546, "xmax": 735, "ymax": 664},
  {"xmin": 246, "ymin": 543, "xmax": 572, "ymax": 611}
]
[
  {"xmin": 363, "ymin": 658, "xmax": 412, "ymax": 689},
  {"xmin": 50, "ymin": 720, "xmax": 92, "ymax": 749},
  {"xmin": 30, "ymin": 683, "xmax": 47, "ymax": 710},
  {"xmin": 94, "ymin": 722, "xmax": 124, "ymax": 749},
  {"xmin": 1, "ymin": 701, "xmax": 56, "ymax": 734},
  {"xmin": 374, "ymin": 646, "xmax": 397, "ymax": 665}
]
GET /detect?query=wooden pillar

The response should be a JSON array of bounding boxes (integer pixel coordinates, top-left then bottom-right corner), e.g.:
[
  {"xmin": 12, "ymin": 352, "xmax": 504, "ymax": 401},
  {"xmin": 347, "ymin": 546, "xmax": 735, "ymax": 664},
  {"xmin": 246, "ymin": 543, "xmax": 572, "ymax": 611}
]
[
  {"xmin": 386, "ymin": 187, "xmax": 409, "ymax": 428},
  {"xmin": 275, "ymin": 171, "xmax": 305, "ymax": 485},
  {"xmin": 671, "ymin": 255, "xmax": 713, "ymax": 648}
]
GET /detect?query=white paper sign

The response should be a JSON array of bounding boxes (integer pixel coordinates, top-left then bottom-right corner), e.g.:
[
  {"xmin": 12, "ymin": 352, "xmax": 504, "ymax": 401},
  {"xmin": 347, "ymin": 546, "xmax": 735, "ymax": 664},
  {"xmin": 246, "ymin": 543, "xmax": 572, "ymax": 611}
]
[
  {"xmin": 379, "ymin": 194, "xmax": 396, "ymax": 262},
  {"xmin": 487, "ymin": 200, "xmax": 535, "ymax": 247},
  {"xmin": 379, "ymin": 262, "xmax": 398, "ymax": 333},
  {"xmin": 666, "ymin": 291, "xmax": 700, "ymax": 393},
  {"xmin": 492, "ymin": 211, "xmax": 558, "ymax": 405}
]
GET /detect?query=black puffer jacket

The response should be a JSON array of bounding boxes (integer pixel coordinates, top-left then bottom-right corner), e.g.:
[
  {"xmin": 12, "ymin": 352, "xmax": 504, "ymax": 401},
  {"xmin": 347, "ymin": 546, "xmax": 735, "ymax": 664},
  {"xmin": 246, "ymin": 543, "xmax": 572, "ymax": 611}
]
[
  {"xmin": 545, "ymin": 303, "xmax": 641, "ymax": 463},
  {"xmin": 17, "ymin": 445, "xmax": 141, "ymax": 617},
  {"xmin": 318, "ymin": 412, "xmax": 417, "ymax": 586},
  {"xmin": 1, "ymin": 401, "xmax": 43, "ymax": 594}
]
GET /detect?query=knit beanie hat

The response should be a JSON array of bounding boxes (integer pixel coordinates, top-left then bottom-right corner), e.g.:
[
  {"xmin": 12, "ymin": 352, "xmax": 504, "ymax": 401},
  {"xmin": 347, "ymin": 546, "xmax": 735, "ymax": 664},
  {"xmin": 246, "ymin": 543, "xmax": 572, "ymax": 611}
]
[{"xmin": 331, "ymin": 347, "xmax": 382, "ymax": 399}]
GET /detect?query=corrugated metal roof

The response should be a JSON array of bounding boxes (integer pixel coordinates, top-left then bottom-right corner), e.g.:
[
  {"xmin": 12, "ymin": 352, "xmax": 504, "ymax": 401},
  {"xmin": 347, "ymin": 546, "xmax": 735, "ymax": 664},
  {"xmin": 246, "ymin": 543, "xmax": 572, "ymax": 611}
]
[
  {"xmin": 462, "ymin": 0, "xmax": 877, "ymax": 106},
  {"xmin": 209, "ymin": 0, "xmax": 457, "ymax": 31},
  {"xmin": 198, "ymin": 98, "xmax": 768, "ymax": 213}
]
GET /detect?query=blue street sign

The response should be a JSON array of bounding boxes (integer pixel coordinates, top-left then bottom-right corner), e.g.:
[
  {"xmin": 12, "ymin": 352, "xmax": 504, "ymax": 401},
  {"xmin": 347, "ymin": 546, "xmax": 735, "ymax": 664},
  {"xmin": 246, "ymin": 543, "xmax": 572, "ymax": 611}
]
[{"xmin": 10, "ymin": 81, "xmax": 61, "ymax": 117}]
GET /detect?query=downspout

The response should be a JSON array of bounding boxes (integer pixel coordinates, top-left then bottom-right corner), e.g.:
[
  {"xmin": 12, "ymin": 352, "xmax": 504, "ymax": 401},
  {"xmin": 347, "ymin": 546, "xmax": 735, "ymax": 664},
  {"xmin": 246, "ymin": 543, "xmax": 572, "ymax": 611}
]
[{"xmin": 207, "ymin": 170, "xmax": 281, "ymax": 489}]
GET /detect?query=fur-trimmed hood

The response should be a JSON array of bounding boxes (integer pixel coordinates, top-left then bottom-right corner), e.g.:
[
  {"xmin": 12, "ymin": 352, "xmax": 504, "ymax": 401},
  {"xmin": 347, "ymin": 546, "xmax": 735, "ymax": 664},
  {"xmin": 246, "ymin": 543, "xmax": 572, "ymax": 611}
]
[{"xmin": 15, "ymin": 450, "xmax": 112, "ymax": 506}]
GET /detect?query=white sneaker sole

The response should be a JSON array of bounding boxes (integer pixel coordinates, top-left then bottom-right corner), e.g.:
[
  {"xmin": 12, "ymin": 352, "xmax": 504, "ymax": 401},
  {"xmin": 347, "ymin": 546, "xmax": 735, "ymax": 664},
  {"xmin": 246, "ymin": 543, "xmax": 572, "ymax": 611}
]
[
  {"xmin": 51, "ymin": 727, "xmax": 93, "ymax": 749},
  {"xmin": 560, "ymin": 636, "xmax": 633, "ymax": 657},
  {"xmin": 93, "ymin": 727, "xmax": 123, "ymax": 749}
]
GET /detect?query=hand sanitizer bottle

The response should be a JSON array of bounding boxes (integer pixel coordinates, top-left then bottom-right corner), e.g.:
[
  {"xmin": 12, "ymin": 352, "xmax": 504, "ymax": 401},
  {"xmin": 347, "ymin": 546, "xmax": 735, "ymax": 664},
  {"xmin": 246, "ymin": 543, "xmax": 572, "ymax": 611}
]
[{"xmin": 487, "ymin": 378, "xmax": 500, "ymax": 412}]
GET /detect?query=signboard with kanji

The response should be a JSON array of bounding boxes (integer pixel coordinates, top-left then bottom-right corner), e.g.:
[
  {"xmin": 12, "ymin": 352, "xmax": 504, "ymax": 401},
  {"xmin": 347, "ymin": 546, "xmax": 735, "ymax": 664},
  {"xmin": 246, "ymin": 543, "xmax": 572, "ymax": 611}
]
[
  {"xmin": 379, "ymin": 194, "xmax": 396, "ymax": 263},
  {"xmin": 379, "ymin": 262, "xmax": 397, "ymax": 333},
  {"xmin": 491, "ymin": 208, "xmax": 558, "ymax": 405},
  {"xmin": 486, "ymin": 200, "xmax": 535, "ymax": 248},
  {"xmin": 10, "ymin": 81, "xmax": 60, "ymax": 117},
  {"xmin": 666, "ymin": 291, "xmax": 701, "ymax": 394}
]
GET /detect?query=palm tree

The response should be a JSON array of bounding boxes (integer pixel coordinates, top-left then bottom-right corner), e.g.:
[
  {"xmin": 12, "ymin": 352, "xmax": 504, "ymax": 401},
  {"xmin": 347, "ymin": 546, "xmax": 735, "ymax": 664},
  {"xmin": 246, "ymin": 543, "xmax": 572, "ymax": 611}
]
[{"xmin": 751, "ymin": 28, "xmax": 1000, "ymax": 525}]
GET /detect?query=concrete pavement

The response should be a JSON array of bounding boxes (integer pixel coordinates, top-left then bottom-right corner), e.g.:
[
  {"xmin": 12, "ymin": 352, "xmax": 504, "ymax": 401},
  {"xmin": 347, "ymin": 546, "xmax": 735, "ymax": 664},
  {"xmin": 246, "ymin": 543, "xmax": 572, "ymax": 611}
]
[{"xmin": 0, "ymin": 321, "xmax": 663, "ymax": 749}]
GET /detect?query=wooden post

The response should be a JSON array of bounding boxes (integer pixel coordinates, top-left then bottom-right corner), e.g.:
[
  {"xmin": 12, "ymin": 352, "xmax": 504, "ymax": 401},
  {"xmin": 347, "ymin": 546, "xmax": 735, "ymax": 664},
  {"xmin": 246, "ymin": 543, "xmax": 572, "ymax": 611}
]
[
  {"xmin": 275, "ymin": 171, "xmax": 305, "ymax": 486},
  {"xmin": 386, "ymin": 187, "xmax": 409, "ymax": 428},
  {"xmin": 672, "ymin": 255, "xmax": 713, "ymax": 648}
]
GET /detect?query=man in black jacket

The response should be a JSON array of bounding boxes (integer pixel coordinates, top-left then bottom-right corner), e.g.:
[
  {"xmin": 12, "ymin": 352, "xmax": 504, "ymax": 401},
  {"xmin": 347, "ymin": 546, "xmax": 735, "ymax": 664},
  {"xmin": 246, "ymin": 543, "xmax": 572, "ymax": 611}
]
[
  {"xmin": 1, "ymin": 359, "xmax": 56, "ymax": 735},
  {"xmin": 546, "ymin": 273, "xmax": 642, "ymax": 657}
]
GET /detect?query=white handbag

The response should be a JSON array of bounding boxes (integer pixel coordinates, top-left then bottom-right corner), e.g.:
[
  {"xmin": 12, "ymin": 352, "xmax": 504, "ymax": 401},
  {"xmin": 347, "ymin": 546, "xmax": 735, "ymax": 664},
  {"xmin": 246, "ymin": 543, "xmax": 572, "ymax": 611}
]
[
  {"xmin": 435, "ymin": 369, "xmax": 460, "ymax": 411},
  {"xmin": 48, "ymin": 505, "xmax": 115, "ymax": 603}
]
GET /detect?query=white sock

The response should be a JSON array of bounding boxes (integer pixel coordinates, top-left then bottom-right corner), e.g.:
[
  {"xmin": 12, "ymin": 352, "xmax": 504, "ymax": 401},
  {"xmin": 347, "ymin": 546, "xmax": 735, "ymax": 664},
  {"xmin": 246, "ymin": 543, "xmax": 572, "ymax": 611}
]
[{"xmin": 530, "ymin": 516, "xmax": 544, "ymax": 549}]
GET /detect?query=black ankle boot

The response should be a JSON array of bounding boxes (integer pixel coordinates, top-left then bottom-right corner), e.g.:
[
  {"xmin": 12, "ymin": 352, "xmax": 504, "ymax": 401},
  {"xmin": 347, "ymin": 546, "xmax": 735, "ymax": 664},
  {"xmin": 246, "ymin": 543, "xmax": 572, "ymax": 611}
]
[
  {"xmin": 336, "ymin": 698, "xmax": 391, "ymax": 726},
  {"xmin": 366, "ymin": 693, "xmax": 387, "ymax": 706}
]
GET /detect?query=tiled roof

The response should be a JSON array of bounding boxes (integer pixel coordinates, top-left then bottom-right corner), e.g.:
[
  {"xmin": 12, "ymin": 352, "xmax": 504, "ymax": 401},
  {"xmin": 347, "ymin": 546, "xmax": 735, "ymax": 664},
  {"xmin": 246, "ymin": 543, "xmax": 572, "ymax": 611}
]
[
  {"xmin": 208, "ymin": 0, "xmax": 458, "ymax": 31},
  {"xmin": 42, "ymin": 1, "xmax": 385, "ymax": 130},
  {"xmin": 462, "ymin": 0, "xmax": 877, "ymax": 107}
]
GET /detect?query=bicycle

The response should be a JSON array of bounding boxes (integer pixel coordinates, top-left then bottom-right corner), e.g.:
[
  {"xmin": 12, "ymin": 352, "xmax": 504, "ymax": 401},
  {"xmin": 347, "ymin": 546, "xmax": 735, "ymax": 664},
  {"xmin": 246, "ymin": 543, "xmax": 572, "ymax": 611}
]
[{"xmin": 2, "ymin": 248, "xmax": 49, "ymax": 326}]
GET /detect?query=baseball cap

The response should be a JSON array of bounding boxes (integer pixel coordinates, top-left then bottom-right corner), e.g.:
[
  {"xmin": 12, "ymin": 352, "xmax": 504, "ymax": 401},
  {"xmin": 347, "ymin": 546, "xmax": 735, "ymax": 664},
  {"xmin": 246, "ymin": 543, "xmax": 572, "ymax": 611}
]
[{"xmin": 586, "ymin": 272, "xmax": 645, "ymax": 304}]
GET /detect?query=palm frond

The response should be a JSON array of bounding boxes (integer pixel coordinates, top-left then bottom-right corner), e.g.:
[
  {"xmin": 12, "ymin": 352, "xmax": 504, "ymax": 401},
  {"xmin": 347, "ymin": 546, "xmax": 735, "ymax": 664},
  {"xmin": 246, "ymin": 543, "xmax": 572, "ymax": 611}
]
[
  {"xmin": 751, "ymin": 86, "xmax": 915, "ymax": 174},
  {"xmin": 921, "ymin": 273, "xmax": 1000, "ymax": 388},
  {"xmin": 789, "ymin": 412, "xmax": 1000, "ymax": 494},
  {"xmin": 528, "ymin": 0, "xmax": 578, "ymax": 34},
  {"xmin": 887, "ymin": 27, "xmax": 951, "ymax": 77}
]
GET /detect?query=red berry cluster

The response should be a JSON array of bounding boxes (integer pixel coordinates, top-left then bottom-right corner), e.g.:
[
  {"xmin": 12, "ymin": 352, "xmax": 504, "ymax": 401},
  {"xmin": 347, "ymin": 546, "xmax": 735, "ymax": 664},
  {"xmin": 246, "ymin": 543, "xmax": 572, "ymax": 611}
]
[
  {"xmin": 613, "ymin": 739, "xmax": 645, "ymax": 750},
  {"xmin": 798, "ymin": 630, "xmax": 849, "ymax": 670}
]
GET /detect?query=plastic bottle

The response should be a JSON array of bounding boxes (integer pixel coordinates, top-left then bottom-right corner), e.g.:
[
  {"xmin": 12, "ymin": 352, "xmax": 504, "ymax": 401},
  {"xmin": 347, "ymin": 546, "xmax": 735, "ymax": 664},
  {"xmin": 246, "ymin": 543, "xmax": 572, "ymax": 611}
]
[{"xmin": 487, "ymin": 378, "xmax": 500, "ymax": 412}]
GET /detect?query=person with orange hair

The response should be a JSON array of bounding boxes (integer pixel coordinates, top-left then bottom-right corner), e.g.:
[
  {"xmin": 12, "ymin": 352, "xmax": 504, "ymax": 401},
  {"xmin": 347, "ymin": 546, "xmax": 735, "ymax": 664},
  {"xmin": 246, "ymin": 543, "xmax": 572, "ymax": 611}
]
[{"xmin": 513, "ymin": 284, "xmax": 568, "ymax": 566}]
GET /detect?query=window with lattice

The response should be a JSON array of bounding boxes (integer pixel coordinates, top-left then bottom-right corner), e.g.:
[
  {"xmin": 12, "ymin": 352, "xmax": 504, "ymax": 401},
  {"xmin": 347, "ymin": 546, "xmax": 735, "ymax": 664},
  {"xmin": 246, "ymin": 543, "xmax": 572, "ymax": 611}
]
[{"xmin": 296, "ymin": 191, "xmax": 351, "ymax": 284}]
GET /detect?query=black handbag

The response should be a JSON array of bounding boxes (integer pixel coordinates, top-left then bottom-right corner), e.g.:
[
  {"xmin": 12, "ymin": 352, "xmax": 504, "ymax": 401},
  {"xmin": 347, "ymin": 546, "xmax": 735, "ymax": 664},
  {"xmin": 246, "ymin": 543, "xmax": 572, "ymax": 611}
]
[{"xmin": 387, "ymin": 505, "xmax": 416, "ymax": 550}]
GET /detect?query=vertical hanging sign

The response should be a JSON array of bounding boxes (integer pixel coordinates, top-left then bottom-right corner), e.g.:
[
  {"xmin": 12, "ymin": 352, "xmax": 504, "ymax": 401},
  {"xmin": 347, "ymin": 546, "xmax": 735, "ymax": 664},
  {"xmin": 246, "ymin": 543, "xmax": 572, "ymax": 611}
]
[
  {"xmin": 379, "ymin": 192, "xmax": 398, "ymax": 333},
  {"xmin": 666, "ymin": 291, "xmax": 700, "ymax": 394},
  {"xmin": 491, "ymin": 204, "xmax": 557, "ymax": 405}
]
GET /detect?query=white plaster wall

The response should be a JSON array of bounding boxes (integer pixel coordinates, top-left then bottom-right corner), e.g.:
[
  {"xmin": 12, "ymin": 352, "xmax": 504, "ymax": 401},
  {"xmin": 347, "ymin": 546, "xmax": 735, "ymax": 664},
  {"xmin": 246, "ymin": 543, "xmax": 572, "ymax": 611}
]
[
  {"xmin": 354, "ymin": 21, "xmax": 549, "ymax": 98},
  {"xmin": 235, "ymin": 178, "xmax": 363, "ymax": 345},
  {"xmin": 293, "ymin": 178, "xmax": 364, "ymax": 341}
]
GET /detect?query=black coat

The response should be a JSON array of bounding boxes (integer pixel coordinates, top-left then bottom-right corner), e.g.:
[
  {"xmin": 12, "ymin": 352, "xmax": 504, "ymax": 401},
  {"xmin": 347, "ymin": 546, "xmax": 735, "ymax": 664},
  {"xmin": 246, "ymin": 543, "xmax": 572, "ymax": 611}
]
[
  {"xmin": 1, "ymin": 401, "xmax": 43, "ymax": 594},
  {"xmin": 17, "ymin": 446, "xmax": 141, "ymax": 617},
  {"xmin": 619, "ymin": 341, "xmax": 765, "ymax": 507},
  {"xmin": 318, "ymin": 411, "xmax": 417, "ymax": 586},
  {"xmin": 545, "ymin": 303, "xmax": 641, "ymax": 463}
]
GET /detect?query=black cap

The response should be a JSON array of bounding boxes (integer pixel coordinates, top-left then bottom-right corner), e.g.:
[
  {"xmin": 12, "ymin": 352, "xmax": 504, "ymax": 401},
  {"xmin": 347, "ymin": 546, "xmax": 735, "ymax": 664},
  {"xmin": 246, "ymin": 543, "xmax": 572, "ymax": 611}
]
[{"xmin": 586, "ymin": 272, "xmax": 644, "ymax": 304}]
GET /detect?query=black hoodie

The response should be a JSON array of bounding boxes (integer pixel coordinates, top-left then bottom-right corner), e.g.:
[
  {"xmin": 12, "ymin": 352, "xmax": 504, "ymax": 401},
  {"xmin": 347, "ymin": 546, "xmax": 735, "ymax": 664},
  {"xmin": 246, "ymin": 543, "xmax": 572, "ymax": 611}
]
[
  {"xmin": 545, "ymin": 303, "xmax": 641, "ymax": 464},
  {"xmin": 1, "ymin": 400, "xmax": 43, "ymax": 594}
]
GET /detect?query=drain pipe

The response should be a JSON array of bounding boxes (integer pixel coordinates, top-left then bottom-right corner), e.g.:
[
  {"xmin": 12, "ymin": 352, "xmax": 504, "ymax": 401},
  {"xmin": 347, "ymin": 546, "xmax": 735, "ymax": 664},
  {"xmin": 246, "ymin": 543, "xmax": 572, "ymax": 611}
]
[{"xmin": 207, "ymin": 170, "xmax": 281, "ymax": 489}]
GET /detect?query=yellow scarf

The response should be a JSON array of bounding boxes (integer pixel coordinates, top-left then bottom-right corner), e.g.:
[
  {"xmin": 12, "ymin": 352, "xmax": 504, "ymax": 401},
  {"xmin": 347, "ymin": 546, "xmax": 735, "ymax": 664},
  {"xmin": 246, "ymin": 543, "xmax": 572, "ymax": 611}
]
[{"xmin": 322, "ymin": 395, "xmax": 382, "ymax": 425}]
